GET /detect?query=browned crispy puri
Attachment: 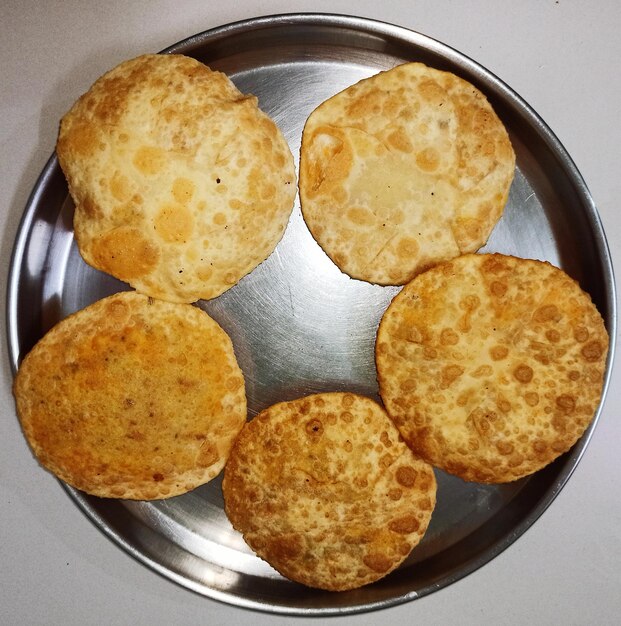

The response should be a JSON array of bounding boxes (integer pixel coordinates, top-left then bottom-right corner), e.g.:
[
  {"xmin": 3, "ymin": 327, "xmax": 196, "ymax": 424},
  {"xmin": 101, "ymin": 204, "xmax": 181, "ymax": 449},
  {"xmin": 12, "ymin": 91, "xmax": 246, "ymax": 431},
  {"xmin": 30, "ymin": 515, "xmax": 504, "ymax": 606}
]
[
  {"xmin": 13, "ymin": 291, "xmax": 247, "ymax": 499},
  {"xmin": 223, "ymin": 392, "xmax": 436, "ymax": 591},
  {"xmin": 376, "ymin": 253, "xmax": 609, "ymax": 483}
]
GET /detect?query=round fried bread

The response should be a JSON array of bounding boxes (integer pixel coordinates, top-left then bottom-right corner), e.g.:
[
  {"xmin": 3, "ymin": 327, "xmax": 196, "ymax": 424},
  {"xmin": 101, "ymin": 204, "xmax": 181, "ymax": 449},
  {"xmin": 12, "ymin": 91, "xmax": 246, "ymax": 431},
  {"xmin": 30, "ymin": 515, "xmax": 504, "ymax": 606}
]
[
  {"xmin": 299, "ymin": 62, "xmax": 515, "ymax": 285},
  {"xmin": 222, "ymin": 392, "xmax": 436, "ymax": 591},
  {"xmin": 376, "ymin": 253, "xmax": 609, "ymax": 483},
  {"xmin": 13, "ymin": 291, "xmax": 246, "ymax": 499},
  {"xmin": 57, "ymin": 54, "xmax": 296, "ymax": 303}
]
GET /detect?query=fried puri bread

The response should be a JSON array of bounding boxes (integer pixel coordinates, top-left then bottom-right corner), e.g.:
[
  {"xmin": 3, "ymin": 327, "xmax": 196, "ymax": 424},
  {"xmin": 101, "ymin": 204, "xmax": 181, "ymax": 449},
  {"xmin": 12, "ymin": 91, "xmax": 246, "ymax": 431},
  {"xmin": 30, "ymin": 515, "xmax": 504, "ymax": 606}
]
[
  {"xmin": 299, "ymin": 62, "xmax": 515, "ymax": 285},
  {"xmin": 57, "ymin": 54, "xmax": 296, "ymax": 303},
  {"xmin": 13, "ymin": 292, "xmax": 246, "ymax": 499},
  {"xmin": 222, "ymin": 392, "xmax": 436, "ymax": 591},
  {"xmin": 376, "ymin": 253, "xmax": 609, "ymax": 483}
]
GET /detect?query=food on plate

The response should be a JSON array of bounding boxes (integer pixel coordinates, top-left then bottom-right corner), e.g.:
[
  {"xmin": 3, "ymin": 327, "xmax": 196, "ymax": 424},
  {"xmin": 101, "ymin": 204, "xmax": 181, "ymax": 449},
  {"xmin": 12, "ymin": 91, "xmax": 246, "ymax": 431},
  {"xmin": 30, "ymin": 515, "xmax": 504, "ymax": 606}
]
[
  {"xmin": 299, "ymin": 62, "xmax": 515, "ymax": 285},
  {"xmin": 376, "ymin": 253, "xmax": 609, "ymax": 483},
  {"xmin": 56, "ymin": 53, "xmax": 296, "ymax": 303},
  {"xmin": 13, "ymin": 291, "xmax": 246, "ymax": 499},
  {"xmin": 222, "ymin": 392, "xmax": 436, "ymax": 590}
]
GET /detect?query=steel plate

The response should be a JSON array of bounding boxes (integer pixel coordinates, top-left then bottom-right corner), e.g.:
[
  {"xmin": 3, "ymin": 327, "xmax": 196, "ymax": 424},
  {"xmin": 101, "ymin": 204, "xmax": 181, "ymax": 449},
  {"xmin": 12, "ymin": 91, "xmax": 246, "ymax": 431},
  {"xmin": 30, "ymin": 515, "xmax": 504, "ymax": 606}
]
[{"xmin": 6, "ymin": 13, "xmax": 616, "ymax": 616}]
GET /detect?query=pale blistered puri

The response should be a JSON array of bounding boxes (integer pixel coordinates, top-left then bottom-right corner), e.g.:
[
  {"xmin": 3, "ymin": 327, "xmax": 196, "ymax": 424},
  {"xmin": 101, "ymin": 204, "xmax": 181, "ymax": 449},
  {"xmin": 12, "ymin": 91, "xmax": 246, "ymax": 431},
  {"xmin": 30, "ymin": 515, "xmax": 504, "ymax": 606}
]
[
  {"xmin": 299, "ymin": 62, "xmax": 515, "ymax": 285},
  {"xmin": 57, "ymin": 54, "xmax": 297, "ymax": 303}
]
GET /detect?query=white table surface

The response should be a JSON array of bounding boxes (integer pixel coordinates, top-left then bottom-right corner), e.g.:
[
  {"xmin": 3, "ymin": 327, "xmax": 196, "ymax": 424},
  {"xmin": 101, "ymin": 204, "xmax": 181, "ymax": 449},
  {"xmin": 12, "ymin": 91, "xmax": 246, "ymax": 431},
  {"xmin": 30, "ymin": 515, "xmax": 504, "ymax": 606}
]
[{"xmin": 2, "ymin": 1, "xmax": 619, "ymax": 624}]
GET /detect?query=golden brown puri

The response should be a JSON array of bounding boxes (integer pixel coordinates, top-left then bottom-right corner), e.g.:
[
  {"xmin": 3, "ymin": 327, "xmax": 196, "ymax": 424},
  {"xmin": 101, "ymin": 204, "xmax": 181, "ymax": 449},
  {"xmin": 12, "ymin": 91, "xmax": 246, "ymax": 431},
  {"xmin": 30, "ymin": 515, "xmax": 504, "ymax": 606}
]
[
  {"xmin": 299, "ymin": 62, "xmax": 515, "ymax": 285},
  {"xmin": 222, "ymin": 392, "xmax": 436, "ymax": 591},
  {"xmin": 13, "ymin": 292, "xmax": 246, "ymax": 499},
  {"xmin": 376, "ymin": 253, "xmax": 609, "ymax": 483},
  {"xmin": 57, "ymin": 54, "xmax": 296, "ymax": 303}
]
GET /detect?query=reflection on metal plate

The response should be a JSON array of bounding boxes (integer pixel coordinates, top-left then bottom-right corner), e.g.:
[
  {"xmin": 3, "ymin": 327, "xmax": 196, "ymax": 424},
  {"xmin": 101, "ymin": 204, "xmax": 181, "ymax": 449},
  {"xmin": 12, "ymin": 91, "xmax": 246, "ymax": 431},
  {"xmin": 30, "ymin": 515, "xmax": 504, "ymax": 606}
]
[{"xmin": 6, "ymin": 13, "xmax": 616, "ymax": 616}]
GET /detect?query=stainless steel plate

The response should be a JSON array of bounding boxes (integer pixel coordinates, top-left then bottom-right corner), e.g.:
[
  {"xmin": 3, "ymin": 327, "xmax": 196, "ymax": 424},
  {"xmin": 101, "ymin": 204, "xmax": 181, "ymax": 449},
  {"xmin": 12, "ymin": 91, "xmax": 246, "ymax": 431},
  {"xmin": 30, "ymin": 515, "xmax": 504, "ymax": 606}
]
[{"xmin": 7, "ymin": 13, "xmax": 616, "ymax": 616}]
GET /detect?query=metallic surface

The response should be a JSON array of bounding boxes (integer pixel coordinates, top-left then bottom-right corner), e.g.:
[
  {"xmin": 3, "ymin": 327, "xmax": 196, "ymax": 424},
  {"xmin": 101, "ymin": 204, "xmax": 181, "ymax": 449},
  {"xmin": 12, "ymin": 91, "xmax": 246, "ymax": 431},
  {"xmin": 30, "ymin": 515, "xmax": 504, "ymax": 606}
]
[{"xmin": 6, "ymin": 13, "xmax": 616, "ymax": 616}]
